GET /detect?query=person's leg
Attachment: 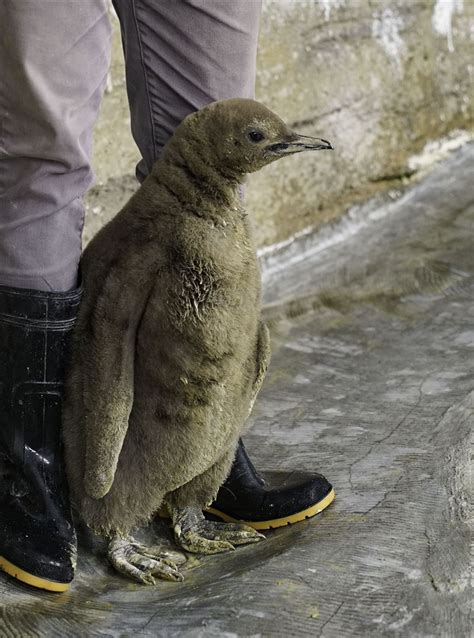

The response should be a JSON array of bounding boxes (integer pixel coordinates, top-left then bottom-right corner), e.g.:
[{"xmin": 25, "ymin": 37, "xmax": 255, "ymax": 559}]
[
  {"xmin": 112, "ymin": 0, "xmax": 261, "ymax": 181},
  {"xmin": 0, "ymin": 0, "xmax": 111, "ymax": 592},
  {"xmin": 112, "ymin": 0, "xmax": 334, "ymax": 528},
  {"xmin": 0, "ymin": 0, "xmax": 111, "ymax": 291}
]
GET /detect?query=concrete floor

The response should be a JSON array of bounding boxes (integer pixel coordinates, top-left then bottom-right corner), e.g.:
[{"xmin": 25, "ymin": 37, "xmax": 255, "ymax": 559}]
[{"xmin": 1, "ymin": 144, "xmax": 473, "ymax": 637}]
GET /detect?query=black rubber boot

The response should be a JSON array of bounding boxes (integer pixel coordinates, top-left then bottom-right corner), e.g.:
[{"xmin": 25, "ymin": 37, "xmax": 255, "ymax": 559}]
[
  {"xmin": 0, "ymin": 284, "xmax": 82, "ymax": 592},
  {"xmin": 207, "ymin": 440, "xmax": 334, "ymax": 530}
]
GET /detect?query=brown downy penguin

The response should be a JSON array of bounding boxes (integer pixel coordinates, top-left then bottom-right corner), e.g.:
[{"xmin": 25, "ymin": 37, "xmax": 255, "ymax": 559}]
[{"xmin": 62, "ymin": 98, "xmax": 332, "ymax": 584}]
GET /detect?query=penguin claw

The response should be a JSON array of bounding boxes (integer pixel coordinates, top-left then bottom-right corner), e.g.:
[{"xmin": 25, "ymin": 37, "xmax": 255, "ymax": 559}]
[
  {"xmin": 108, "ymin": 536, "xmax": 186, "ymax": 584},
  {"xmin": 139, "ymin": 544, "xmax": 187, "ymax": 565},
  {"xmin": 174, "ymin": 515, "xmax": 265, "ymax": 555}
]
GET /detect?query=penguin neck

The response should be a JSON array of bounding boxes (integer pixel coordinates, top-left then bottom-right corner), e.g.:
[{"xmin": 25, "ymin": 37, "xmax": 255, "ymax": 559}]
[{"xmin": 157, "ymin": 135, "xmax": 244, "ymax": 219}]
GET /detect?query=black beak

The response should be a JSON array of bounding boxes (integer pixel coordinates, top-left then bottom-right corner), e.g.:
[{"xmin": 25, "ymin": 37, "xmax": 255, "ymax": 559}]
[{"xmin": 265, "ymin": 133, "xmax": 333, "ymax": 155}]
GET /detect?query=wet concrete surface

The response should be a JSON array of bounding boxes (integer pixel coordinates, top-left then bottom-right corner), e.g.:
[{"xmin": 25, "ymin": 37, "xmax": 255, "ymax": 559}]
[{"xmin": 1, "ymin": 144, "xmax": 473, "ymax": 636}]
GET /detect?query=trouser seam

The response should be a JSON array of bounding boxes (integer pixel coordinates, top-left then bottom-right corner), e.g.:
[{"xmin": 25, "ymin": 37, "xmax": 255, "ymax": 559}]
[{"xmin": 131, "ymin": 0, "xmax": 157, "ymax": 165}]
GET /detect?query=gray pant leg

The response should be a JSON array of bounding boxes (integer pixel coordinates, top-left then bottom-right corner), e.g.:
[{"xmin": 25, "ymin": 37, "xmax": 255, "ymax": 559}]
[
  {"xmin": 112, "ymin": 0, "xmax": 262, "ymax": 181},
  {"xmin": 0, "ymin": 1, "xmax": 111, "ymax": 292}
]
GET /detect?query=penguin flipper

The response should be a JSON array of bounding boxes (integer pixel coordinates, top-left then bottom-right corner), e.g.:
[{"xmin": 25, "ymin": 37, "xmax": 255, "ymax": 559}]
[
  {"xmin": 247, "ymin": 320, "xmax": 271, "ymax": 417},
  {"xmin": 80, "ymin": 270, "xmax": 151, "ymax": 500},
  {"xmin": 254, "ymin": 320, "xmax": 271, "ymax": 392}
]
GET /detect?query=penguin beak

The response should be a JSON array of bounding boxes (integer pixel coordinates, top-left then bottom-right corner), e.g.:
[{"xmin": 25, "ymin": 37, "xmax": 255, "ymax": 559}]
[{"xmin": 265, "ymin": 133, "xmax": 333, "ymax": 156}]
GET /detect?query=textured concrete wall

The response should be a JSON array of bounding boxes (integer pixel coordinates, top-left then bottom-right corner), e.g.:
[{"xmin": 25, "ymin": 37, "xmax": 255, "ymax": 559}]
[{"xmin": 85, "ymin": 0, "xmax": 474, "ymax": 248}]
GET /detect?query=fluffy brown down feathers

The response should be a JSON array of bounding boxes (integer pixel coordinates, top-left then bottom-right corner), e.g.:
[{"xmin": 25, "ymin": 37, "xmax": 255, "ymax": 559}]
[{"xmin": 62, "ymin": 98, "xmax": 330, "ymax": 549}]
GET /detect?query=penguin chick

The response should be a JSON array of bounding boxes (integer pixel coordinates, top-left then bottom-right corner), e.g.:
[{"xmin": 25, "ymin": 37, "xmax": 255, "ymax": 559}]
[{"xmin": 62, "ymin": 98, "xmax": 332, "ymax": 585}]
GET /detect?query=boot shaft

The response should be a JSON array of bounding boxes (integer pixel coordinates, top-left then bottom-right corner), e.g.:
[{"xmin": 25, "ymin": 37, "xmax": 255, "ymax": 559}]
[{"xmin": 0, "ymin": 285, "xmax": 82, "ymax": 468}]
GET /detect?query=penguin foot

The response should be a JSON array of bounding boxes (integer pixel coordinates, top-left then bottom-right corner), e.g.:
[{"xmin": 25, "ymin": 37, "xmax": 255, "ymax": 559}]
[
  {"xmin": 172, "ymin": 506, "xmax": 265, "ymax": 555},
  {"xmin": 107, "ymin": 536, "xmax": 186, "ymax": 585}
]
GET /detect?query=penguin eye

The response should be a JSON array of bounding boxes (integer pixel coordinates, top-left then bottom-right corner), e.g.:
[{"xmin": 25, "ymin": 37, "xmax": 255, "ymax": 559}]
[{"xmin": 247, "ymin": 130, "xmax": 265, "ymax": 143}]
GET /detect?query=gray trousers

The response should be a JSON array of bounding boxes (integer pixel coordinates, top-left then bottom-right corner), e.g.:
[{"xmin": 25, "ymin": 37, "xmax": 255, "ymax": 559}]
[{"xmin": 0, "ymin": 0, "xmax": 261, "ymax": 292}]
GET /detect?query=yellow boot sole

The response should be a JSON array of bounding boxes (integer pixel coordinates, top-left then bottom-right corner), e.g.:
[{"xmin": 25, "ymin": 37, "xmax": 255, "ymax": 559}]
[
  {"xmin": 0, "ymin": 555, "xmax": 71, "ymax": 592},
  {"xmin": 206, "ymin": 488, "xmax": 335, "ymax": 530}
]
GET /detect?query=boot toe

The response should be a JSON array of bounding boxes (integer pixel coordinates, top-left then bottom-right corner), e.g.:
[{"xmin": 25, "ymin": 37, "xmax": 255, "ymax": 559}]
[
  {"xmin": 209, "ymin": 468, "xmax": 334, "ymax": 529},
  {"xmin": 0, "ymin": 508, "xmax": 76, "ymax": 590},
  {"xmin": 260, "ymin": 470, "xmax": 333, "ymax": 519}
]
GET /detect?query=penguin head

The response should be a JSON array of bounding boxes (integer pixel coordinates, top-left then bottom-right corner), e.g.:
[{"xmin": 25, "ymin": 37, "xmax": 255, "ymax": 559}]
[{"xmin": 177, "ymin": 98, "xmax": 332, "ymax": 177}]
